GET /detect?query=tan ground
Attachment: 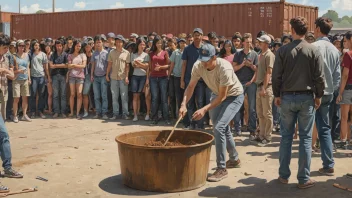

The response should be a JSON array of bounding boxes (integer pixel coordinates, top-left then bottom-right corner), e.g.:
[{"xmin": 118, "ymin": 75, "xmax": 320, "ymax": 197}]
[{"xmin": 1, "ymin": 118, "xmax": 352, "ymax": 198}]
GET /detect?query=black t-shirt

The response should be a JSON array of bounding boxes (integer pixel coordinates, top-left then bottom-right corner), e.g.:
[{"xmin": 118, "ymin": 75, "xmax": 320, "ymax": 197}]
[{"xmin": 50, "ymin": 52, "xmax": 68, "ymax": 76}]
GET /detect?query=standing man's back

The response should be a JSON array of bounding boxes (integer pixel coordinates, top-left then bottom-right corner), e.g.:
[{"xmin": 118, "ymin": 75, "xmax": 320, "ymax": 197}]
[{"xmin": 273, "ymin": 16, "xmax": 325, "ymax": 189}]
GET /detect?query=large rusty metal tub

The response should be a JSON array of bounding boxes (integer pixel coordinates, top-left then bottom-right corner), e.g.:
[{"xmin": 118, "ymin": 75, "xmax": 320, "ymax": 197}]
[{"xmin": 115, "ymin": 130, "xmax": 214, "ymax": 192}]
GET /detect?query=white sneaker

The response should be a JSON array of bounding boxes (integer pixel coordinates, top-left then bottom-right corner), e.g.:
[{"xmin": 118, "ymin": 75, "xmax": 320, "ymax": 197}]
[
  {"xmin": 83, "ymin": 111, "xmax": 89, "ymax": 118},
  {"xmin": 109, "ymin": 115, "xmax": 117, "ymax": 120},
  {"xmin": 133, "ymin": 116, "xmax": 138, "ymax": 122},
  {"xmin": 102, "ymin": 114, "xmax": 110, "ymax": 120},
  {"xmin": 13, "ymin": 116, "xmax": 19, "ymax": 123},
  {"xmin": 21, "ymin": 115, "xmax": 32, "ymax": 122},
  {"xmin": 145, "ymin": 115, "xmax": 150, "ymax": 121}
]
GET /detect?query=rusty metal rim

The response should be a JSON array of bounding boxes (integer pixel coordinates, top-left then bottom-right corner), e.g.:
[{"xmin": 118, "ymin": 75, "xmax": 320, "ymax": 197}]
[{"xmin": 115, "ymin": 130, "xmax": 214, "ymax": 149}]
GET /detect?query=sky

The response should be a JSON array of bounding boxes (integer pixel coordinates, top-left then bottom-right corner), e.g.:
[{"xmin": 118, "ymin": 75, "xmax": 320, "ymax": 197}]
[{"xmin": 0, "ymin": 0, "xmax": 348, "ymax": 17}]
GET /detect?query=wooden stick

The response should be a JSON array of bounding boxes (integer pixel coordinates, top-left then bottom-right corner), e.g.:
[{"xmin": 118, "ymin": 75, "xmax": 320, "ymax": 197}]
[
  {"xmin": 163, "ymin": 116, "xmax": 183, "ymax": 146},
  {"xmin": 333, "ymin": 183, "xmax": 352, "ymax": 192},
  {"xmin": 0, "ymin": 188, "xmax": 38, "ymax": 197}
]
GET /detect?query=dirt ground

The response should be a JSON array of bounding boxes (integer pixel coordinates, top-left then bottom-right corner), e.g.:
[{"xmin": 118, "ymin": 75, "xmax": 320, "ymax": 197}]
[{"xmin": 2, "ymin": 117, "xmax": 352, "ymax": 198}]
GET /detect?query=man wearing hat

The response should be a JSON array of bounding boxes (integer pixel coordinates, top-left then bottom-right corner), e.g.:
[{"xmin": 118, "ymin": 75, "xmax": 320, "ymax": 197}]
[
  {"xmin": 181, "ymin": 28, "xmax": 206, "ymax": 129},
  {"xmin": 106, "ymin": 35, "xmax": 131, "ymax": 120},
  {"xmin": 106, "ymin": 33, "xmax": 115, "ymax": 52},
  {"xmin": 130, "ymin": 33, "xmax": 138, "ymax": 43},
  {"xmin": 254, "ymin": 35, "xmax": 275, "ymax": 146},
  {"xmin": 179, "ymin": 43, "xmax": 243, "ymax": 182}
]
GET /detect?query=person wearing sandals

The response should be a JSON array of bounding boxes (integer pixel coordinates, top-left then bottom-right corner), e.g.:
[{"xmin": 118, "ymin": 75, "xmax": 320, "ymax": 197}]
[
  {"xmin": 91, "ymin": 35, "xmax": 109, "ymax": 119},
  {"xmin": 29, "ymin": 40, "xmax": 49, "ymax": 119},
  {"xmin": 312, "ymin": 17, "xmax": 340, "ymax": 176},
  {"xmin": 273, "ymin": 17, "xmax": 325, "ymax": 189},
  {"xmin": 67, "ymin": 40, "xmax": 87, "ymax": 120},
  {"xmin": 0, "ymin": 34, "xmax": 24, "ymax": 193},
  {"xmin": 131, "ymin": 37, "xmax": 150, "ymax": 122},
  {"xmin": 50, "ymin": 39, "xmax": 68, "ymax": 118},
  {"xmin": 12, "ymin": 40, "xmax": 31, "ymax": 123}
]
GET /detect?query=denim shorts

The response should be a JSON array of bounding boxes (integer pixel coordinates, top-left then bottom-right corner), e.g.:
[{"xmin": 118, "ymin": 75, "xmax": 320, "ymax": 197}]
[
  {"xmin": 131, "ymin": 75, "xmax": 146, "ymax": 93},
  {"xmin": 83, "ymin": 75, "xmax": 92, "ymax": 95},
  {"xmin": 69, "ymin": 77, "xmax": 84, "ymax": 85}
]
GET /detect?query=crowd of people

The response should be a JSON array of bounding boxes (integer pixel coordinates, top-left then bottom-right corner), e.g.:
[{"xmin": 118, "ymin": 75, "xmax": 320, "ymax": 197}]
[{"xmin": 0, "ymin": 15, "xmax": 351, "ymax": 188}]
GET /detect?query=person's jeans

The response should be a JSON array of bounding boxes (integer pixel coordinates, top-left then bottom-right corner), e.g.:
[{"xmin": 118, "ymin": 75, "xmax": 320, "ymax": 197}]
[
  {"xmin": 0, "ymin": 116, "xmax": 12, "ymax": 169},
  {"xmin": 273, "ymin": 100, "xmax": 280, "ymax": 126},
  {"xmin": 93, "ymin": 76, "xmax": 108, "ymax": 115},
  {"xmin": 279, "ymin": 93, "xmax": 315, "ymax": 184},
  {"xmin": 52, "ymin": 74, "xmax": 67, "ymax": 114},
  {"xmin": 150, "ymin": 77, "xmax": 169, "ymax": 121},
  {"xmin": 110, "ymin": 79, "xmax": 129, "ymax": 116},
  {"xmin": 185, "ymin": 80, "xmax": 206, "ymax": 129},
  {"xmin": 169, "ymin": 76, "xmax": 182, "ymax": 119},
  {"xmin": 233, "ymin": 83, "xmax": 257, "ymax": 132},
  {"xmin": 6, "ymin": 80, "xmax": 13, "ymax": 120},
  {"xmin": 329, "ymin": 90, "xmax": 341, "ymax": 142},
  {"xmin": 315, "ymin": 94, "xmax": 335, "ymax": 169},
  {"xmin": 210, "ymin": 93, "xmax": 244, "ymax": 169},
  {"xmin": 30, "ymin": 76, "xmax": 46, "ymax": 113}
]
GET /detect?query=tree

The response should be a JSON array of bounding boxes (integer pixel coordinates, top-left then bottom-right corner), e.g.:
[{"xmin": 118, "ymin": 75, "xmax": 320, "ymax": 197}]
[
  {"xmin": 36, "ymin": 10, "xmax": 46, "ymax": 14},
  {"xmin": 322, "ymin": 10, "xmax": 339, "ymax": 22},
  {"xmin": 340, "ymin": 19, "xmax": 350, "ymax": 26},
  {"xmin": 342, "ymin": 15, "xmax": 350, "ymax": 22}
]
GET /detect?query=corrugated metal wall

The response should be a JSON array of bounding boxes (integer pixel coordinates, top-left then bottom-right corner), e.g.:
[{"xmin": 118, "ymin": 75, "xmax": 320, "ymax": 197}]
[
  {"xmin": 0, "ymin": 12, "xmax": 17, "ymax": 23},
  {"xmin": 10, "ymin": 1, "xmax": 318, "ymax": 39}
]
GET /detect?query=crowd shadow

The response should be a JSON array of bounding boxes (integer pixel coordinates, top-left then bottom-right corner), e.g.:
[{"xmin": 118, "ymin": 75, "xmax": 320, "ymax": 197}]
[
  {"xmin": 246, "ymin": 150, "xmax": 348, "ymax": 160},
  {"xmin": 198, "ymin": 176, "xmax": 352, "ymax": 198},
  {"xmin": 98, "ymin": 174, "xmax": 164, "ymax": 196}
]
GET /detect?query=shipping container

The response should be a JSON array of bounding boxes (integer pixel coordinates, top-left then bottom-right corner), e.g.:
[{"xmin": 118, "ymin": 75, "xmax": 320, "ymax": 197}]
[
  {"xmin": 0, "ymin": 12, "xmax": 17, "ymax": 23},
  {"xmin": 0, "ymin": 22, "xmax": 10, "ymax": 36},
  {"xmin": 10, "ymin": 0, "xmax": 318, "ymax": 40}
]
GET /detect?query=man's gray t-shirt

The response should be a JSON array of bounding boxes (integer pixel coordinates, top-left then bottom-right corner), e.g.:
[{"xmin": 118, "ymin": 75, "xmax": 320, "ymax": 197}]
[
  {"xmin": 131, "ymin": 52, "xmax": 150, "ymax": 76},
  {"xmin": 233, "ymin": 50, "xmax": 258, "ymax": 84},
  {"xmin": 30, "ymin": 52, "xmax": 48, "ymax": 77},
  {"xmin": 91, "ymin": 49, "xmax": 108, "ymax": 77}
]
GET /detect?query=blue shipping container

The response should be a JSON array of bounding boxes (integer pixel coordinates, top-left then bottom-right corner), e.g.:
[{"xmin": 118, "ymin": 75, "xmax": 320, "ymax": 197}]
[{"xmin": 1, "ymin": 22, "xmax": 10, "ymax": 37}]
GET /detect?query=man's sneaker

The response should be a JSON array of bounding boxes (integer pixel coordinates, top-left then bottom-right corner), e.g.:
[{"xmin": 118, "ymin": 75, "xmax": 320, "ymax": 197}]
[
  {"xmin": 3, "ymin": 168, "xmax": 23, "ymax": 178},
  {"xmin": 21, "ymin": 115, "xmax": 32, "ymax": 122},
  {"xmin": 251, "ymin": 136, "xmax": 261, "ymax": 143},
  {"xmin": 258, "ymin": 139, "xmax": 271, "ymax": 147},
  {"xmin": 226, "ymin": 159, "xmax": 241, "ymax": 168},
  {"xmin": 53, "ymin": 113, "xmax": 59, "ymax": 118},
  {"xmin": 319, "ymin": 168, "xmax": 334, "ymax": 176},
  {"xmin": 150, "ymin": 120, "xmax": 158, "ymax": 126},
  {"xmin": 13, "ymin": 116, "xmax": 19, "ymax": 123},
  {"xmin": 39, "ymin": 112, "xmax": 46, "ymax": 119},
  {"xmin": 123, "ymin": 115, "xmax": 131, "ymax": 120},
  {"xmin": 249, "ymin": 133, "xmax": 256, "ymax": 141},
  {"xmin": 145, "ymin": 115, "xmax": 150, "ymax": 121},
  {"xmin": 335, "ymin": 140, "xmax": 348, "ymax": 150},
  {"xmin": 102, "ymin": 114, "xmax": 109, "ymax": 120},
  {"xmin": 93, "ymin": 114, "xmax": 100, "ymax": 119},
  {"xmin": 83, "ymin": 111, "xmax": 89, "ymax": 118},
  {"xmin": 207, "ymin": 168, "xmax": 228, "ymax": 182},
  {"xmin": 133, "ymin": 116, "xmax": 138, "ymax": 122},
  {"xmin": 0, "ymin": 184, "xmax": 9, "ymax": 193}
]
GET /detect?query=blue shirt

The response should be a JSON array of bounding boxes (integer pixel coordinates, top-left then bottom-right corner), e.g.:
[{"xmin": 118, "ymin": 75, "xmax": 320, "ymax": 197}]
[
  {"xmin": 182, "ymin": 43, "xmax": 201, "ymax": 82},
  {"xmin": 312, "ymin": 37, "xmax": 341, "ymax": 95},
  {"xmin": 91, "ymin": 49, "xmax": 108, "ymax": 77},
  {"xmin": 15, "ymin": 54, "xmax": 30, "ymax": 80},
  {"xmin": 233, "ymin": 50, "xmax": 258, "ymax": 84},
  {"xmin": 170, "ymin": 49, "xmax": 183, "ymax": 77}
]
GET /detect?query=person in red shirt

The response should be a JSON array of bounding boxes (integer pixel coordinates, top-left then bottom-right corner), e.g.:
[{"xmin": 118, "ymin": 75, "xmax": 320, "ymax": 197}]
[
  {"xmin": 337, "ymin": 31, "xmax": 352, "ymax": 149},
  {"xmin": 148, "ymin": 36, "xmax": 171, "ymax": 125}
]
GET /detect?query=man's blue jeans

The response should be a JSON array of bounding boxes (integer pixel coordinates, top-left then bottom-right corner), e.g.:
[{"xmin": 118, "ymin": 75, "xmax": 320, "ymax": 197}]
[
  {"xmin": 273, "ymin": 100, "xmax": 280, "ymax": 126},
  {"xmin": 110, "ymin": 79, "xmax": 129, "ymax": 116},
  {"xmin": 0, "ymin": 116, "xmax": 12, "ymax": 169},
  {"xmin": 93, "ymin": 76, "xmax": 108, "ymax": 115},
  {"xmin": 316, "ymin": 94, "xmax": 334, "ymax": 169},
  {"xmin": 233, "ymin": 83, "xmax": 257, "ymax": 132},
  {"xmin": 150, "ymin": 77, "xmax": 169, "ymax": 121},
  {"xmin": 52, "ymin": 74, "xmax": 67, "ymax": 114},
  {"xmin": 329, "ymin": 90, "xmax": 341, "ymax": 142},
  {"xmin": 185, "ymin": 80, "xmax": 206, "ymax": 129},
  {"xmin": 210, "ymin": 93, "xmax": 244, "ymax": 169},
  {"xmin": 279, "ymin": 93, "xmax": 315, "ymax": 184},
  {"xmin": 30, "ymin": 76, "xmax": 46, "ymax": 113}
]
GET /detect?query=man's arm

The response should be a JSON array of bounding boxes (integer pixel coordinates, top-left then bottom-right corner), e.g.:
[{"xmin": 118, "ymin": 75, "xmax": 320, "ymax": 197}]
[
  {"xmin": 106, "ymin": 62, "xmax": 112, "ymax": 82},
  {"xmin": 332, "ymin": 57, "xmax": 341, "ymax": 91},
  {"xmin": 313, "ymin": 51, "xmax": 326, "ymax": 98},
  {"xmin": 233, "ymin": 61, "xmax": 245, "ymax": 72},
  {"xmin": 272, "ymin": 49, "xmax": 283, "ymax": 98}
]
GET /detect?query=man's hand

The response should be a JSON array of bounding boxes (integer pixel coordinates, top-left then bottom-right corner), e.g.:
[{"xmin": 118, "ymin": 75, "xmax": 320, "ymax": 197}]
[
  {"xmin": 259, "ymin": 87, "xmax": 266, "ymax": 97},
  {"xmin": 145, "ymin": 79, "xmax": 149, "ymax": 87},
  {"xmin": 51, "ymin": 64, "xmax": 56, "ymax": 69},
  {"xmin": 274, "ymin": 97, "xmax": 281, "ymax": 107},
  {"xmin": 336, "ymin": 94, "xmax": 342, "ymax": 104},
  {"xmin": 125, "ymin": 77, "xmax": 129, "ymax": 85},
  {"xmin": 180, "ymin": 81, "xmax": 185, "ymax": 89},
  {"xmin": 28, "ymin": 79, "xmax": 31, "ymax": 85},
  {"xmin": 91, "ymin": 75, "xmax": 94, "ymax": 82},
  {"xmin": 245, "ymin": 81, "xmax": 252, "ymax": 87},
  {"xmin": 192, "ymin": 108, "xmax": 206, "ymax": 121},
  {"xmin": 106, "ymin": 75, "xmax": 110, "ymax": 82},
  {"xmin": 178, "ymin": 105, "xmax": 187, "ymax": 119},
  {"xmin": 314, "ymin": 98, "xmax": 321, "ymax": 110}
]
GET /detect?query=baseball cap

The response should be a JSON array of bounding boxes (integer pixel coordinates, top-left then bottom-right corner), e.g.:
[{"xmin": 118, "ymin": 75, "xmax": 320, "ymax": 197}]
[
  {"xmin": 10, "ymin": 41, "xmax": 16, "ymax": 46},
  {"xmin": 17, "ymin": 40, "xmax": 25, "ymax": 46},
  {"xmin": 115, "ymin": 34, "xmax": 125, "ymax": 41},
  {"xmin": 257, "ymin": 35, "xmax": 271, "ymax": 44},
  {"xmin": 178, "ymin": 38, "xmax": 186, "ymax": 43},
  {"xmin": 198, "ymin": 43, "xmax": 216, "ymax": 62},
  {"xmin": 130, "ymin": 33, "xmax": 139, "ymax": 38},
  {"xmin": 193, "ymin": 28, "xmax": 203, "ymax": 35},
  {"xmin": 107, "ymin": 32, "xmax": 116, "ymax": 38},
  {"xmin": 101, "ymin": 34, "xmax": 107, "ymax": 41}
]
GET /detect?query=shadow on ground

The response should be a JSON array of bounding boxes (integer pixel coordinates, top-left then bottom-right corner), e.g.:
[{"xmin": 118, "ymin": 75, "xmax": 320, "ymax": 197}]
[
  {"xmin": 198, "ymin": 176, "xmax": 352, "ymax": 198},
  {"xmin": 99, "ymin": 174, "xmax": 164, "ymax": 196}
]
